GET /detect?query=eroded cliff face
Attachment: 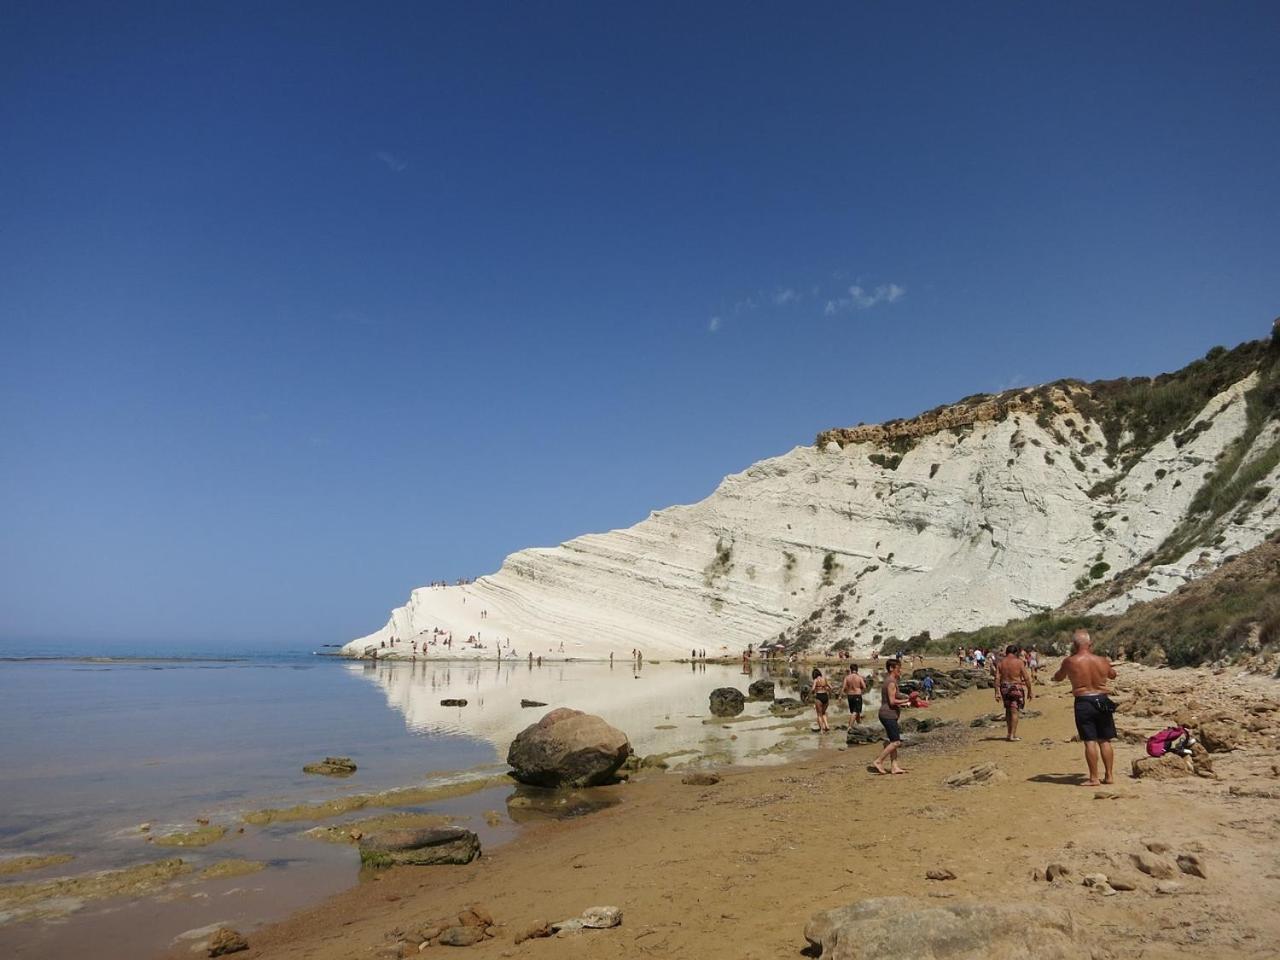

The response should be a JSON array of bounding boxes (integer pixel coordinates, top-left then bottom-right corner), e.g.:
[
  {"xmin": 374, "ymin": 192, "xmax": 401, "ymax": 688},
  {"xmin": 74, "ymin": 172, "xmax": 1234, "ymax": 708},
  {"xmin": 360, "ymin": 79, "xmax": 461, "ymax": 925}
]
[{"xmin": 345, "ymin": 334, "xmax": 1280, "ymax": 659}]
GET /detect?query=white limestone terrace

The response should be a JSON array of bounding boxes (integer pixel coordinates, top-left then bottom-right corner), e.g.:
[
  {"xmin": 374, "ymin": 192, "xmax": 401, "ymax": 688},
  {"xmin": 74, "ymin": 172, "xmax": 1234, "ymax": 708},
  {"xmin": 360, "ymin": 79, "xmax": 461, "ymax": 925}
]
[{"xmin": 343, "ymin": 373, "xmax": 1276, "ymax": 660}]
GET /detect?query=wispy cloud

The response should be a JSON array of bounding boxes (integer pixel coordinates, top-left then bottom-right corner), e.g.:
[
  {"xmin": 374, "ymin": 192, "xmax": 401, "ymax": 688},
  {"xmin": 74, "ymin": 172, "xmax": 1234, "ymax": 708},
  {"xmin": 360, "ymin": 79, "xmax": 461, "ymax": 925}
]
[
  {"xmin": 823, "ymin": 283, "xmax": 906, "ymax": 315},
  {"xmin": 773, "ymin": 287, "xmax": 798, "ymax": 306},
  {"xmin": 708, "ymin": 315, "xmax": 722, "ymax": 333},
  {"xmin": 375, "ymin": 151, "xmax": 408, "ymax": 173}
]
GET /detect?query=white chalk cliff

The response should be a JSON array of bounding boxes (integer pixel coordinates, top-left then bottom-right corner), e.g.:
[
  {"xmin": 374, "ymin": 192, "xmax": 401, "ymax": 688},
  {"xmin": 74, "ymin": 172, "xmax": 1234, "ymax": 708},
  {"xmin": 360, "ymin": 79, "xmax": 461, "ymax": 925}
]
[{"xmin": 345, "ymin": 331, "xmax": 1280, "ymax": 659}]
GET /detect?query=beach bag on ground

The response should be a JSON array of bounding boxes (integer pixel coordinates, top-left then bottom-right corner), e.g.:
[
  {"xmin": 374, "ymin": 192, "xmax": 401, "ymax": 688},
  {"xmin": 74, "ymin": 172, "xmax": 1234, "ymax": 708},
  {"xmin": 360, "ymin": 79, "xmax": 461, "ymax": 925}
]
[{"xmin": 1146, "ymin": 725, "xmax": 1191, "ymax": 758}]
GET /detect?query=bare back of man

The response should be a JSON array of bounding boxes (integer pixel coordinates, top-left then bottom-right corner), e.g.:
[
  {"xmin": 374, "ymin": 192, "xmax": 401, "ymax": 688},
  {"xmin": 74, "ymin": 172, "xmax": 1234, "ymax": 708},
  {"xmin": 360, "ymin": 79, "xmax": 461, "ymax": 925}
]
[
  {"xmin": 995, "ymin": 646, "xmax": 1032, "ymax": 741},
  {"xmin": 1052, "ymin": 630, "xmax": 1118, "ymax": 786}
]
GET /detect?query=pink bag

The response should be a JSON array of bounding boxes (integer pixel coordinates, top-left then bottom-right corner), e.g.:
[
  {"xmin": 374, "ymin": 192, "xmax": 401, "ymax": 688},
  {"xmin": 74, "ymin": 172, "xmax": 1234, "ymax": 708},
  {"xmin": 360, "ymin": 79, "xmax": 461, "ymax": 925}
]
[{"xmin": 1146, "ymin": 726, "xmax": 1189, "ymax": 758}]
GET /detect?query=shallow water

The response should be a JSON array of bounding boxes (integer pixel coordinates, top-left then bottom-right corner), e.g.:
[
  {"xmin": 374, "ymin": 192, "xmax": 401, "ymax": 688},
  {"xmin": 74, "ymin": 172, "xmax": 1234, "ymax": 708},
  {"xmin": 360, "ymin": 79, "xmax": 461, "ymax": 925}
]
[{"xmin": 0, "ymin": 653, "xmax": 835, "ymax": 959}]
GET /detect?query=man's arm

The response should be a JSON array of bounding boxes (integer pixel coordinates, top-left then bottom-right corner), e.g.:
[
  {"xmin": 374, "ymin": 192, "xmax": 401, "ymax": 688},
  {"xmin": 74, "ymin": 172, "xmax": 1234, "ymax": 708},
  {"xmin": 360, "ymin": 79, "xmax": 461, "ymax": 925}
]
[
  {"xmin": 1106, "ymin": 659, "xmax": 1117, "ymax": 680},
  {"xmin": 1052, "ymin": 658, "xmax": 1069, "ymax": 683}
]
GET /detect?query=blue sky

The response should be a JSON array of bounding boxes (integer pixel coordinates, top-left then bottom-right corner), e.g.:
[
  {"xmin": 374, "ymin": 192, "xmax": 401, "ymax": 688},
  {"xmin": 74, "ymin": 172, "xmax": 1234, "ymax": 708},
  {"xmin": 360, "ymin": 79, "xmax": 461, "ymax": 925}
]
[{"xmin": 2, "ymin": 3, "xmax": 1277, "ymax": 648}]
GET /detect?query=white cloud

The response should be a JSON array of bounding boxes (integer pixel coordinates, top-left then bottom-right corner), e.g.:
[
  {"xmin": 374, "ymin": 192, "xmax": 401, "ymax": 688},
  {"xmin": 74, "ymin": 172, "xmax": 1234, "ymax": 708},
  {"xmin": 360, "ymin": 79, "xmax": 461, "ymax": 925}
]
[
  {"xmin": 708, "ymin": 315, "xmax": 722, "ymax": 333},
  {"xmin": 825, "ymin": 283, "xmax": 906, "ymax": 314},
  {"xmin": 774, "ymin": 287, "xmax": 798, "ymax": 306},
  {"xmin": 375, "ymin": 151, "xmax": 408, "ymax": 172}
]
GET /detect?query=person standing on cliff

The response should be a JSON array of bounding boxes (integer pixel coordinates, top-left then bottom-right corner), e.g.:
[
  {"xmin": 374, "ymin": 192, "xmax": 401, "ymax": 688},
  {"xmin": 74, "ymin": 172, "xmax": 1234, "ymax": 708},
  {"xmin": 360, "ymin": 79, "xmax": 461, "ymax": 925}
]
[
  {"xmin": 995, "ymin": 644, "xmax": 1033, "ymax": 741},
  {"xmin": 1052, "ymin": 629, "xmax": 1118, "ymax": 786},
  {"xmin": 872, "ymin": 660, "xmax": 909, "ymax": 775}
]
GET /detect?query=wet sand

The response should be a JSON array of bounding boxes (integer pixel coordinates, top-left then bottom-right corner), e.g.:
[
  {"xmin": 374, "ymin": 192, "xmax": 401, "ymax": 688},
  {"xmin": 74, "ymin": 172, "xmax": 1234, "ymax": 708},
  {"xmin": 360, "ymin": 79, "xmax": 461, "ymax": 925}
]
[{"xmin": 164, "ymin": 662, "xmax": 1280, "ymax": 960}]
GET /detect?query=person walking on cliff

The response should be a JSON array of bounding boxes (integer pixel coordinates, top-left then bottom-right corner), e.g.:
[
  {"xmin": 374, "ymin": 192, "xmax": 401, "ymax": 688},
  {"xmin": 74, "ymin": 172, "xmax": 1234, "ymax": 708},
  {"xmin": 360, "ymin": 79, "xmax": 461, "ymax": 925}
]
[
  {"xmin": 872, "ymin": 659, "xmax": 909, "ymax": 775},
  {"xmin": 1052, "ymin": 629, "xmax": 1119, "ymax": 786}
]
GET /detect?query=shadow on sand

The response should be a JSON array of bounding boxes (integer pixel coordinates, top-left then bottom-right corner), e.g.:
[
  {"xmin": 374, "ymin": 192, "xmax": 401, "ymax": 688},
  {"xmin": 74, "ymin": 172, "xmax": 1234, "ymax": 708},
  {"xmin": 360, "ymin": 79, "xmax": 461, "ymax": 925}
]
[{"xmin": 1027, "ymin": 772, "xmax": 1088, "ymax": 786}]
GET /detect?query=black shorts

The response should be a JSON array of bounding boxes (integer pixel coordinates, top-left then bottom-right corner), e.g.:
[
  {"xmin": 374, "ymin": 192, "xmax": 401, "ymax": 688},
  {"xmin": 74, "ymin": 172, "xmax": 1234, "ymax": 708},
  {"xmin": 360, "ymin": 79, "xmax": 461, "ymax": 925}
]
[
  {"xmin": 847, "ymin": 695, "xmax": 863, "ymax": 714},
  {"xmin": 880, "ymin": 713, "xmax": 901, "ymax": 742},
  {"xmin": 815, "ymin": 692, "xmax": 829, "ymax": 705},
  {"xmin": 1074, "ymin": 695, "xmax": 1117, "ymax": 742}
]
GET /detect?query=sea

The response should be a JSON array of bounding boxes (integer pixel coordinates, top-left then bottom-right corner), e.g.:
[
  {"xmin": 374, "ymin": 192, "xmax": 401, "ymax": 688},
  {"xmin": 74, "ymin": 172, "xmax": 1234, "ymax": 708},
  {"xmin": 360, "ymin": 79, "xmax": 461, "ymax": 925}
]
[{"xmin": 0, "ymin": 641, "xmax": 831, "ymax": 959}]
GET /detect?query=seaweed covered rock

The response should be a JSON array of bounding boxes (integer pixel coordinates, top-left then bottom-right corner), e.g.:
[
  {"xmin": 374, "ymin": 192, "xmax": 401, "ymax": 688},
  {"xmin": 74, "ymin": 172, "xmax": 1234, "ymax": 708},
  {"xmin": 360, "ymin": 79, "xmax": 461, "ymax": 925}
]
[
  {"xmin": 709, "ymin": 687, "xmax": 746, "ymax": 717},
  {"xmin": 357, "ymin": 826, "xmax": 480, "ymax": 867}
]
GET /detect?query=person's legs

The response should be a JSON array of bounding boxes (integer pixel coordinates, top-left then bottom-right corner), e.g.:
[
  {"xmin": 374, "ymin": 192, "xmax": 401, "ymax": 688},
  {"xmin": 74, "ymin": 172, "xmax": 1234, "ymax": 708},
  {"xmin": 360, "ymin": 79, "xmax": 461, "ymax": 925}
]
[
  {"xmin": 1100, "ymin": 740, "xmax": 1115, "ymax": 784},
  {"xmin": 872, "ymin": 740, "xmax": 892, "ymax": 774},
  {"xmin": 1008, "ymin": 703, "xmax": 1020, "ymax": 741},
  {"xmin": 889, "ymin": 741, "xmax": 906, "ymax": 774},
  {"xmin": 1083, "ymin": 740, "xmax": 1101, "ymax": 785}
]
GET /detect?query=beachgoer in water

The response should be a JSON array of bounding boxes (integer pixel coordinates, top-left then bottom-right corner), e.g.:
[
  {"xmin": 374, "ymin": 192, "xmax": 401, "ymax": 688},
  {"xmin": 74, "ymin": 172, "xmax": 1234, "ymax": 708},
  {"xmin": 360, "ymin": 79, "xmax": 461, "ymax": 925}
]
[
  {"xmin": 872, "ymin": 659, "xmax": 909, "ymax": 775},
  {"xmin": 1053, "ymin": 629, "xmax": 1119, "ymax": 786},
  {"xmin": 841, "ymin": 664, "xmax": 867, "ymax": 728},
  {"xmin": 996, "ymin": 644, "xmax": 1033, "ymax": 741},
  {"xmin": 811, "ymin": 668, "xmax": 832, "ymax": 733}
]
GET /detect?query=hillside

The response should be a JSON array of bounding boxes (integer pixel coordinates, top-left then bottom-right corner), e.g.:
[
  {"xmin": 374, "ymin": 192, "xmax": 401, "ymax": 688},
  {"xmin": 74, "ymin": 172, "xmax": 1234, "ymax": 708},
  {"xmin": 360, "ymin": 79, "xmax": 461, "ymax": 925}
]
[{"xmin": 344, "ymin": 322, "xmax": 1280, "ymax": 661}]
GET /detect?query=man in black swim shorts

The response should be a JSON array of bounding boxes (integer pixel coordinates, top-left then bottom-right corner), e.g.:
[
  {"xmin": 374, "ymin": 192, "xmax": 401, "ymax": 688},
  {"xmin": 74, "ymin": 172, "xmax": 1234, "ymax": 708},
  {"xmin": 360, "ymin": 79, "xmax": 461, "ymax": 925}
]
[
  {"xmin": 1052, "ymin": 629, "xmax": 1119, "ymax": 786},
  {"xmin": 841, "ymin": 664, "xmax": 867, "ymax": 728}
]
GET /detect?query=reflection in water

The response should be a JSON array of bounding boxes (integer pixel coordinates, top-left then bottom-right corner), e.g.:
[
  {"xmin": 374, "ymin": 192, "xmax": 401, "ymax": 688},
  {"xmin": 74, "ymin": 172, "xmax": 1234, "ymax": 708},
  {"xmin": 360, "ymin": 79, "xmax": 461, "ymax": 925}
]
[{"xmin": 352, "ymin": 660, "xmax": 880, "ymax": 767}]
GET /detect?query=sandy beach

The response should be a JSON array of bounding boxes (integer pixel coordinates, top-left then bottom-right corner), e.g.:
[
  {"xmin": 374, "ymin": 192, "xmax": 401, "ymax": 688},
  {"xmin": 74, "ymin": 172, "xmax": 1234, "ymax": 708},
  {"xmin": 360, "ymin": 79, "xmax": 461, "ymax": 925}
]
[{"xmin": 173, "ymin": 660, "xmax": 1280, "ymax": 960}]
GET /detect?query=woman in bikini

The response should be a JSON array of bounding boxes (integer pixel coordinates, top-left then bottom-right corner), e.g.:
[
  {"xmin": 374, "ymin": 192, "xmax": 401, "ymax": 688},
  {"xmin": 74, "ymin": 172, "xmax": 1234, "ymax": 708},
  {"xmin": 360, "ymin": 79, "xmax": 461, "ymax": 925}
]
[{"xmin": 811, "ymin": 668, "xmax": 832, "ymax": 733}]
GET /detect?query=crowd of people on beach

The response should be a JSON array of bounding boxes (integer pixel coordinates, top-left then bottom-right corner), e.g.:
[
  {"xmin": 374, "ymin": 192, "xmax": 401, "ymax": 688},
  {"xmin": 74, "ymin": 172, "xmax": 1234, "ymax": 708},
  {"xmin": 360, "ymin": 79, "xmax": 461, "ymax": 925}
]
[{"xmin": 799, "ymin": 629, "xmax": 1117, "ymax": 784}]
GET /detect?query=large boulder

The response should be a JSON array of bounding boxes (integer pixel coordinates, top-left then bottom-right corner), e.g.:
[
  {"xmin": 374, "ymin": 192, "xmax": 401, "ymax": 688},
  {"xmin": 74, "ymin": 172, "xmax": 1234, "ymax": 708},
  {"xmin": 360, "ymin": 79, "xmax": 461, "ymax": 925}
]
[
  {"xmin": 506, "ymin": 708, "xmax": 631, "ymax": 787},
  {"xmin": 709, "ymin": 687, "xmax": 746, "ymax": 717},
  {"xmin": 803, "ymin": 897, "xmax": 1078, "ymax": 959},
  {"xmin": 357, "ymin": 826, "xmax": 480, "ymax": 867},
  {"xmin": 747, "ymin": 678, "xmax": 776, "ymax": 701}
]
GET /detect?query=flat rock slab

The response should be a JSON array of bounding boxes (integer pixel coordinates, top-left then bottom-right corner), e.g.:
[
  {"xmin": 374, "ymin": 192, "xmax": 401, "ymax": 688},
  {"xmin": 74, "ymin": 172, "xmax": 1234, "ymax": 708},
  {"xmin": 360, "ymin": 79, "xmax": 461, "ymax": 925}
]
[
  {"xmin": 1132, "ymin": 754, "xmax": 1194, "ymax": 780},
  {"xmin": 681, "ymin": 772, "xmax": 721, "ymax": 786},
  {"xmin": 943, "ymin": 763, "xmax": 1007, "ymax": 788},
  {"xmin": 440, "ymin": 698, "xmax": 468, "ymax": 707},
  {"xmin": 358, "ymin": 826, "xmax": 480, "ymax": 867},
  {"xmin": 804, "ymin": 897, "xmax": 1078, "ymax": 959}
]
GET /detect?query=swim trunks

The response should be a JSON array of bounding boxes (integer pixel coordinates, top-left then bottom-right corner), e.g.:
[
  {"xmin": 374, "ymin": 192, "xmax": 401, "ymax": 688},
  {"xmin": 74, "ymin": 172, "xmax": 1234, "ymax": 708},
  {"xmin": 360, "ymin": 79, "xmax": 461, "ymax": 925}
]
[
  {"xmin": 847, "ymin": 694, "xmax": 863, "ymax": 714},
  {"xmin": 878, "ymin": 705, "xmax": 902, "ymax": 742},
  {"xmin": 1000, "ymin": 681, "xmax": 1026, "ymax": 710},
  {"xmin": 1073, "ymin": 694, "xmax": 1117, "ymax": 741}
]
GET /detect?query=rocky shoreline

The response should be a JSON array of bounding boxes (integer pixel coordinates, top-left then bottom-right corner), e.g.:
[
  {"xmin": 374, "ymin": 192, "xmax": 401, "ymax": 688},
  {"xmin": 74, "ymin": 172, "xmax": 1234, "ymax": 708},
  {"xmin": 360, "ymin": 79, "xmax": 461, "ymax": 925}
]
[{"xmin": 150, "ymin": 660, "xmax": 1280, "ymax": 960}]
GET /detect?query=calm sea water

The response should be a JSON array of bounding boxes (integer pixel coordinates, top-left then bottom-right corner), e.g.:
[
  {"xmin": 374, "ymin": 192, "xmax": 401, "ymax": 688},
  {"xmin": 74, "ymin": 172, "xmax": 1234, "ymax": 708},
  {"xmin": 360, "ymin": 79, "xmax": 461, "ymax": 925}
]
[{"xmin": 0, "ymin": 648, "xmax": 825, "ymax": 959}]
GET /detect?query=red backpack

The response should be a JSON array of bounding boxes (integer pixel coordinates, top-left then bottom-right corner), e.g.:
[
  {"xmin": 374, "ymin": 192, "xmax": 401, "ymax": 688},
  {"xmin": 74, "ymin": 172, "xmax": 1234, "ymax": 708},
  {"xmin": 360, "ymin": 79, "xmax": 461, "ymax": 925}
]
[{"xmin": 1146, "ymin": 726, "xmax": 1190, "ymax": 758}]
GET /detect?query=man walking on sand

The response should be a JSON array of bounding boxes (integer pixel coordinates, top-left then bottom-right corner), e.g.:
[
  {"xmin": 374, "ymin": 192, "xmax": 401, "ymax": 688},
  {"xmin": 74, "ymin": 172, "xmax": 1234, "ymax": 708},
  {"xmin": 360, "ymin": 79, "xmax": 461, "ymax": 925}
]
[
  {"xmin": 1052, "ymin": 628, "xmax": 1119, "ymax": 786},
  {"xmin": 872, "ymin": 659, "xmax": 910, "ymax": 775},
  {"xmin": 995, "ymin": 644, "xmax": 1033, "ymax": 741},
  {"xmin": 841, "ymin": 664, "xmax": 867, "ymax": 729}
]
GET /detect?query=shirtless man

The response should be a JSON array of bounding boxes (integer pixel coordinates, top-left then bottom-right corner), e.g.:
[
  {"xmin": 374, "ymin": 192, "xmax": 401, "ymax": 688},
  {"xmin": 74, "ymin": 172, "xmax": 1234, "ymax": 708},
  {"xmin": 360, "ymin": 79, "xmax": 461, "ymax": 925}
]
[
  {"xmin": 1052, "ymin": 628, "xmax": 1118, "ymax": 786},
  {"xmin": 841, "ymin": 664, "xmax": 867, "ymax": 729},
  {"xmin": 994, "ymin": 644, "xmax": 1033, "ymax": 742}
]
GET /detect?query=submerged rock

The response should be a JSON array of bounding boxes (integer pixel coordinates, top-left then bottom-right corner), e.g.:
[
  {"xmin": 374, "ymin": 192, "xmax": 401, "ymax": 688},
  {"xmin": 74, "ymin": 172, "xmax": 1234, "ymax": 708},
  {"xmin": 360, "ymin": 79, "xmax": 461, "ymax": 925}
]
[
  {"xmin": 521, "ymin": 699, "xmax": 548, "ymax": 708},
  {"xmin": 208, "ymin": 927, "xmax": 249, "ymax": 957},
  {"xmin": 506, "ymin": 708, "xmax": 631, "ymax": 788},
  {"xmin": 440, "ymin": 698, "xmax": 468, "ymax": 707},
  {"xmin": 709, "ymin": 687, "xmax": 746, "ymax": 717},
  {"xmin": 302, "ymin": 756, "xmax": 357, "ymax": 777},
  {"xmin": 154, "ymin": 825, "xmax": 227, "ymax": 848},
  {"xmin": 357, "ymin": 826, "xmax": 480, "ymax": 867},
  {"xmin": 804, "ymin": 897, "xmax": 1078, "ymax": 959},
  {"xmin": 747, "ymin": 678, "xmax": 776, "ymax": 701}
]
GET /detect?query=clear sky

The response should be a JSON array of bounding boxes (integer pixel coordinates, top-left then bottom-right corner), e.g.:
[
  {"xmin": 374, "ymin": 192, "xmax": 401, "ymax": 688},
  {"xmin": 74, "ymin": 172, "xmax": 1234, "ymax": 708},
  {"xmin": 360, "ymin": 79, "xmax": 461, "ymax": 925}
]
[{"xmin": 2, "ymin": 3, "xmax": 1277, "ymax": 648}]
